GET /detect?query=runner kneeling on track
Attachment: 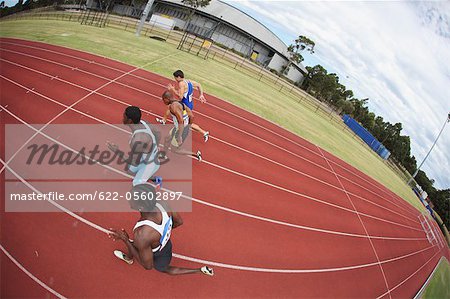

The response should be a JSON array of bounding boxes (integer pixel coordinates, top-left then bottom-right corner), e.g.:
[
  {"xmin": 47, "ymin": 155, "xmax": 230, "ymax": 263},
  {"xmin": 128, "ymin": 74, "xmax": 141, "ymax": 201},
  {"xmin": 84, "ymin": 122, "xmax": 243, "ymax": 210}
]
[
  {"xmin": 160, "ymin": 90, "xmax": 202, "ymax": 161},
  {"xmin": 109, "ymin": 183, "xmax": 214, "ymax": 276},
  {"xmin": 107, "ymin": 106, "xmax": 162, "ymax": 188}
]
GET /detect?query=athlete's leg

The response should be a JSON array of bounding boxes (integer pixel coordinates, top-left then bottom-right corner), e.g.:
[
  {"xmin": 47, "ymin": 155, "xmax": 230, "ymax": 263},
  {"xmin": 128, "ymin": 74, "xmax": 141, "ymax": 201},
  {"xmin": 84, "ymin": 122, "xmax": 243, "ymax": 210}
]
[
  {"xmin": 171, "ymin": 147, "xmax": 202, "ymax": 161},
  {"xmin": 132, "ymin": 161, "xmax": 160, "ymax": 186},
  {"xmin": 191, "ymin": 123, "xmax": 206, "ymax": 135},
  {"xmin": 189, "ymin": 123, "xmax": 208, "ymax": 142},
  {"xmin": 163, "ymin": 266, "xmax": 203, "ymax": 275},
  {"xmin": 192, "ymin": 124, "xmax": 209, "ymax": 142},
  {"xmin": 187, "ymin": 108, "xmax": 209, "ymax": 142},
  {"xmin": 154, "ymin": 241, "xmax": 212, "ymax": 275},
  {"xmin": 167, "ymin": 125, "xmax": 202, "ymax": 160}
]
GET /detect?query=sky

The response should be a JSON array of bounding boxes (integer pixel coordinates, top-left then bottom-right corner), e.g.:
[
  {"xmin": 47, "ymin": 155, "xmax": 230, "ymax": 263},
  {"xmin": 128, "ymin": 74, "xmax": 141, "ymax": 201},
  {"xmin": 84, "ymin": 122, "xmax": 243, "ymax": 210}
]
[
  {"xmin": 3, "ymin": 0, "xmax": 19, "ymax": 7},
  {"xmin": 224, "ymin": 0, "xmax": 449, "ymax": 190}
]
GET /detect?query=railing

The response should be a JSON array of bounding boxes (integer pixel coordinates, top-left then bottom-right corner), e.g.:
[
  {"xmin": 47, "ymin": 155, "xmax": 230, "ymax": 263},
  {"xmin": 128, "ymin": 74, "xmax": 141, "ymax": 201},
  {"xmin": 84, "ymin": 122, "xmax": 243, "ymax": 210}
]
[{"xmin": 1, "ymin": 8, "xmax": 415, "ymax": 184}]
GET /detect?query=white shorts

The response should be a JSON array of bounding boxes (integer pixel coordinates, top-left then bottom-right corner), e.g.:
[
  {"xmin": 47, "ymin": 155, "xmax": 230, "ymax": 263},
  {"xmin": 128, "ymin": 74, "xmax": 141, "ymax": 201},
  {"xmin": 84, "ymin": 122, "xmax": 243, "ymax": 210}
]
[{"xmin": 128, "ymin": 160, "xmax": 160, "ymax": 186}]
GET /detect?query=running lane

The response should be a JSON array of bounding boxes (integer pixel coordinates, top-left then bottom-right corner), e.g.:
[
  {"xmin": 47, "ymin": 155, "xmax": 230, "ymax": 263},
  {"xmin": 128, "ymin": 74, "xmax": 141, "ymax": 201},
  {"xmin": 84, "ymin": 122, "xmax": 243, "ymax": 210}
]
[{"xmin": 1, "ymin": 38, "xmax": 448, "ymax": 298}]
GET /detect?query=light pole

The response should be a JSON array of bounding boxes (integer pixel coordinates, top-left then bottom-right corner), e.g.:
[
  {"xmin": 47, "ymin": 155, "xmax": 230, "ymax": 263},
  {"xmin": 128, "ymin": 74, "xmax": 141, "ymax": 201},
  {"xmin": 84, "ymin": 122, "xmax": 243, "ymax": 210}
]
[
  {"xmin": 408, "ymin": 112, "xmax": 450, "ymax": 185},
  {"xmin": 136, "ymin": 0, "xmax": 154, "ymax": 37}
]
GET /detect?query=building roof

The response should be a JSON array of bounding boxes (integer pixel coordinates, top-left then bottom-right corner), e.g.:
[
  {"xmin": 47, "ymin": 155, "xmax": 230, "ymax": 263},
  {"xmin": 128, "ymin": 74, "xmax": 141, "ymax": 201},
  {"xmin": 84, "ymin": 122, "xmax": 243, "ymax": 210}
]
[{"xmin": 159, "ymin": 0, "xmax": 307, "ymax": 73}]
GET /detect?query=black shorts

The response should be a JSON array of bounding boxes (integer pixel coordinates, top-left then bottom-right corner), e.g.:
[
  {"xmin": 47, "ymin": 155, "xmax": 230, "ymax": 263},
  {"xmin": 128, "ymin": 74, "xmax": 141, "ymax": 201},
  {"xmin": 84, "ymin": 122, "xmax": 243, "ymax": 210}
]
[
  {"xmin": 169, "ymin": 126, "xmax": 190, "ymax": 147},
  {"xmin": 153, "ymin": 240, "xmax": 172, "ymax": 272}
]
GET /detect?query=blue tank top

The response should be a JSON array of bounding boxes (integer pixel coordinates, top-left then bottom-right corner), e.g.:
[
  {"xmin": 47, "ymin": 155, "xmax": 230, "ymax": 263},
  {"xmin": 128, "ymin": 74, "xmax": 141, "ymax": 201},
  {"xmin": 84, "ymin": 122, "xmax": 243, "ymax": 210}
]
[{"xmin": 181, "ymin": 80, "xmax": 194, "ymax": 110}]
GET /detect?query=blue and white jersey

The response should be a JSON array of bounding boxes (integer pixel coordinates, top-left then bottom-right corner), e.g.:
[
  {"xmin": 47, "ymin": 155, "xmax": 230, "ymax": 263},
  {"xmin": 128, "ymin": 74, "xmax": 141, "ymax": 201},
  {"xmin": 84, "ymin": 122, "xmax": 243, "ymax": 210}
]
[
  {"xmin": 181, "ymin": 80, "xmax": 194, "ymax": 110},
  {"xmin": 133, "ymin": 203, "xmax": 173, "ymax": 252}
]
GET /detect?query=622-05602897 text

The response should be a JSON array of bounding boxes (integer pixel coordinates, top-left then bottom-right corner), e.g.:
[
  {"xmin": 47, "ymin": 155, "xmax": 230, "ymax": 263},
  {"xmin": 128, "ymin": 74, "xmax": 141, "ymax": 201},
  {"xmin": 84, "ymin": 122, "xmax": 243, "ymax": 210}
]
[{"xmin": 9, "ymin": 191, "xmax": 183, "ymax": 202}]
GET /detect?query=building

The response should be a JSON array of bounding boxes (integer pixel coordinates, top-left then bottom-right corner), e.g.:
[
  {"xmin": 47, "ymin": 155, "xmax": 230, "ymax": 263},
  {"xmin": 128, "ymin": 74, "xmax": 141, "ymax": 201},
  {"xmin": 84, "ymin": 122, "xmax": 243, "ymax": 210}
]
[{"xmin": 112, "ymin": 0, "xmax": 308, "ymax": 83}]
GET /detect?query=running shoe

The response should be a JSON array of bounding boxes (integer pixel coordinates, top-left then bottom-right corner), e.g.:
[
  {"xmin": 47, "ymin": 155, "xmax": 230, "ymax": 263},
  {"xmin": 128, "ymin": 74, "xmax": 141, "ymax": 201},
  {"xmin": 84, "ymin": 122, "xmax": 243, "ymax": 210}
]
[
  {"xmin": 113, "ymin": 250, "xmax": 133, "ymax": 265},
  {"xmin": 154, "ymin": 176, "xmax": 163, "ymax": 191},
  {"xmin": 158, "ymin": 151, "xmax": 168, "ymax": 161},
  {"xmin": 201, "ymin": 266, "xmax": 214, "ymax": 276},
  {"xmin": 156, "ymin": 117, "xmax": 166, "ymax": 125},
  {"xmin": 203, "ymin": 131, "xmax": 209, "ymax": 143},
  {"xmin": 196, "ymin": 150, "xmax": 202, "ymax": 162}
]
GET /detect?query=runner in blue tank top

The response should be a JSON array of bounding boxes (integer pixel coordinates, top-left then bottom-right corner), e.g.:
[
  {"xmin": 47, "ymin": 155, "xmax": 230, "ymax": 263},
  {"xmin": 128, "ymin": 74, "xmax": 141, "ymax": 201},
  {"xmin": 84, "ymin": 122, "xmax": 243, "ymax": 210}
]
[
  {"xmin": 161, "ymin": 91, "xmax": 202, "ymax": 161},
  {"xmin": 166, "ymin": 70, "xmax": 209, "ymax": 142}
]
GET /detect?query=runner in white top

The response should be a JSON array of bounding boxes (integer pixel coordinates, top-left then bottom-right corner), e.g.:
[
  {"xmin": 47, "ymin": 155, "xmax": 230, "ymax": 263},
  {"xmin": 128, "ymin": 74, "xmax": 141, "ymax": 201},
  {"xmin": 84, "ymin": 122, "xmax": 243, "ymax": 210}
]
[
  {"xmin": 109, "ymin": 183, "xmax": 214, "ymax": 276},
  {"xmin": 133, "ymin": 202, "xmax": 172, "ymax": 253},
  {"xmin": 107, "ymin": 106, "xmax": 162, "ymax": 187}
]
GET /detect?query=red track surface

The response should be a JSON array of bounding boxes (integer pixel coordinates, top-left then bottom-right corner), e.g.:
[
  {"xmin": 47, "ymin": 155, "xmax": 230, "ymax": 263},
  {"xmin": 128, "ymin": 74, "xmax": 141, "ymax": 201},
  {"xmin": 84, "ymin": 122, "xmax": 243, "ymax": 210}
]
[{"xmin": 1, "ymin": 38, "xmax": 449, "ymax": 298}]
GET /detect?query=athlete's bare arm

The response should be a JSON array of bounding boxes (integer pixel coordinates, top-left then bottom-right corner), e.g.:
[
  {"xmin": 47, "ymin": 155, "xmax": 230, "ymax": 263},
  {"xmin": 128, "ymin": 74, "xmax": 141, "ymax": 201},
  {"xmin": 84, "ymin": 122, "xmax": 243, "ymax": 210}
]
[
  {"xmin": 191, "ymin": 80, "xmax": 206, "ymax": 103},
  {"xmin": 162, "ymin": 108, "xmax": 171, "ymax": 124},
  {"xmin": 170, "ymin": 211, "xmax": 183, "ymax": 229},
  {"xmin": 167, "ymin": 81, "xmax": 186, "ymax": 100},
  {"xmin": 109, "ymin": 228, "xmax": 154, "ymax": 269},
  {"xmin": 133, "ymin": 227, "xmax": 161, "ymax": 270}
]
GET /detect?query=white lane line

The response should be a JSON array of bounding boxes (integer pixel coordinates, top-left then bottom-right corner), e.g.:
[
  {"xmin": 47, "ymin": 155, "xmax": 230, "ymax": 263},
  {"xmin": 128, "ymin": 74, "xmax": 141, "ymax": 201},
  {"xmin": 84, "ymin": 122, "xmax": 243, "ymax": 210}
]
[
  {"xmin": 0, "ymin": 158, "xmax": 437, "ymax": 273},
  {"xmin": 413, "ymin": 256, "xmax": 449, "ymax": 299},
  {"xmin": 210, "ymin": 135, "xmax": 419, "ymax": 224},
  {"xmin": 0, "ymin": 93, "xmax": 422, "ymax": 234},
  {"xmin": 202, "ymin": 158, "xmax": 422, "ymax": 232},
  {"xmin": 376, "ymin": 250, "xmax": 441, "ymax": 299},
  {"xmin": 0, "ymin": 44, "xmax": 419, "ymax": 218},
  {"xmin": 0, "ymin": 72, "xmax": 422, "ymax": 231},
  {"xmin": 0, "ymin": 104, "xmax": 426, "ymax": 240},
  {"xmin": 0, "ymin": 57, "xmax": 421, "ymax": 225},
  {"xmin": 205, "ymin": 97, "xmax": 418, "ymax": 214},
  {"xmin": 0, "ymin": 51, "xmax": 178, "ymax": 177},
  {"xmin": 2, "ymin": 40, "xmax": 417, "ymax": 213},
  {"xmin": 2, "ymin": 158, "xmax": 121, "ymax": 234},
  {"xmin": 317, "ymin": 146, "xmax": 392, "ymax": 298},
  {"xmin": 0, "ymin": 244, "xmax": 67, "ymax": 299},
  {"xmin": 174, "ymin": 244, "xmax": 435, "ymax": 273}
]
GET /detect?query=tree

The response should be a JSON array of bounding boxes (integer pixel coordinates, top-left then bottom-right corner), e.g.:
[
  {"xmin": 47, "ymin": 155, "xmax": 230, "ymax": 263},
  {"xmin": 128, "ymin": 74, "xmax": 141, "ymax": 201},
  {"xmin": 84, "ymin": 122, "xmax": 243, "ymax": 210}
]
[
  {"xmin": 181, "ymin": 0, "xmax": 211, "ymax": 9},
  {"xmin": 181, "ymin": 0, "xmax": 211, "ymax": 26},
  {"xmin": 395, "ymin": 135, "xmax": 411, "ymax": 165},
  {"xmin": 289, "ymin": 35, "xmax": 315, "ymax": 63},
  {"xmin": 301, "ymin": 65, "xmax": 327, "ymax": 92},
  {"xmin": 415, "ymin": 170, "xmax": 436, "ymax": 194},
  {"xmin": 372, "ymin": 116, "xmax": 386, "ymax": 140},
  {"xmin": 340, "ymin": 100, "xmax": 355, "ymax": 115},
  {"xmin": 342, "ymin": 89, "xmax": 354, "ymax": 100},
  {"xmin": 431, "ymin": 189, "xmax": 450, "ymax": 227},
  {"xmin": 283, "ymin": 35, "xmax": 315, "ymax": 75},
  {"xmin": 298, "ymin": 64, "xmax": 447, "ymax": 228},
  {"xmin": 403, "ymin": 155, "xmax": 417, "ymax": 175},
  {"xmin": 361, "ymin": 112, "xmax": 376, "ymax": 131},
  {"xmin": 350, "ymin": 98, "xmax": 369, "ymax": 121}
]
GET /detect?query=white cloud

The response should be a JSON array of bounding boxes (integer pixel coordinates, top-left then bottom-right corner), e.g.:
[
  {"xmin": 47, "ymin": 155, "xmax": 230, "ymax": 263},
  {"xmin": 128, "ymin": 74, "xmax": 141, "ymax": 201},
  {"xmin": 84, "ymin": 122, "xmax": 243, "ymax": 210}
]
[{"xmin": 226, "ymin": 0, "xmax": 450, "ymax": 189}]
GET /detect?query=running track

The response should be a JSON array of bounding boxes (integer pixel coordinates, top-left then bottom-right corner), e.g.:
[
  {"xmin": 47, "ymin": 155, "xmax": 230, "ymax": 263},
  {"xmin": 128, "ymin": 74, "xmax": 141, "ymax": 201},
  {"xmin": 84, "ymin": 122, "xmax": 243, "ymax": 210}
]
[{"xmin": 1, "ymin": 38, "xmax": 449, "ymax": 298}]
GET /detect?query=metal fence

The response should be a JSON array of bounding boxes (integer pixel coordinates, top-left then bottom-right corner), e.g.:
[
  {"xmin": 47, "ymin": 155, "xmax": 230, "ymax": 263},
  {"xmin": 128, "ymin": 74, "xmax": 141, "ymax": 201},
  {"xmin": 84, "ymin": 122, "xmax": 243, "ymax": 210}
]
[{"xmin": 1, "ymin": 8, "xmax": 415, "ymax": 184}]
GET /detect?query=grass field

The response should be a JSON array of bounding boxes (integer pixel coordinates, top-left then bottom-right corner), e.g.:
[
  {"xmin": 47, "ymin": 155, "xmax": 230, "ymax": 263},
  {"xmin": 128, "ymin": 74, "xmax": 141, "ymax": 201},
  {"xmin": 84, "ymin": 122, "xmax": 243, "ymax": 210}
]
[
  {"xmin": 0, "ymin": 19, "xmax": 423, "ymax": 210},
  {"xmin": 1, "ymin": 17, "xmax": 449, "ymax": 298},
  {"xmin": 422, "ymin": 257, "xmax": 450, "ymax": 298}
]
